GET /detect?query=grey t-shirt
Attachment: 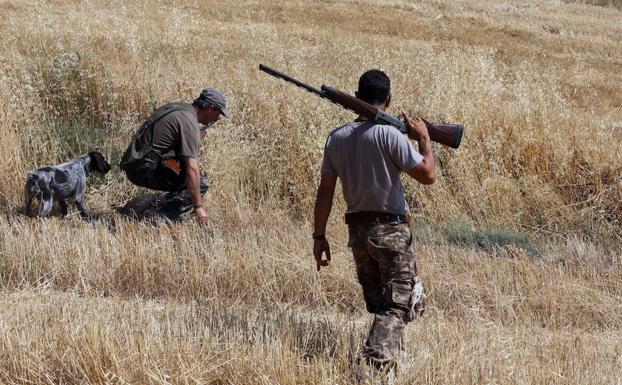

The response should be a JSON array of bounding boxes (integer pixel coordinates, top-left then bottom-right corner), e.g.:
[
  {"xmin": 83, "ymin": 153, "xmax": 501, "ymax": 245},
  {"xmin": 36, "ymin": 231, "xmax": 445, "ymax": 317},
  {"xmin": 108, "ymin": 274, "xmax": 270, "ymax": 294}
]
[
  {"xmin": 321, "ymin": 121, "xmax": 423, "ymax": 215},
  {"xmin": 152, "ymin": 108, "xmax": 201, "ymax": 159}
]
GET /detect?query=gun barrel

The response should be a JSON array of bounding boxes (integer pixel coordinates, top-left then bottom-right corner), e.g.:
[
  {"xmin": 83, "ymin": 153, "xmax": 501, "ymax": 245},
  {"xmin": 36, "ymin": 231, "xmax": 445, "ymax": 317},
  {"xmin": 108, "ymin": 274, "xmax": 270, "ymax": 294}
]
[
  {"xmin": 259, "ymin": 64, "xmax": 324, "ymax": 97},
  {"xmin": 321, "ymin": 86, "xmax": 377, "ymax": 118}
]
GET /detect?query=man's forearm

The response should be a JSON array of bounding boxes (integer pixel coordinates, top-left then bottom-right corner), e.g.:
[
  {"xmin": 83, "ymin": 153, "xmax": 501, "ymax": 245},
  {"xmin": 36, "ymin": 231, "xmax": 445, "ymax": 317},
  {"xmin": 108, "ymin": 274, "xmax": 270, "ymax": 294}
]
[
  {"xmin": 418, "ymin": 134, "xmax": 436, "ymax": 178},
  {"xmin": 406, "ymin": 133, "xmax": 436, "ymax": 184},
  {"xmin": 313, "ymin": 188, "xmax": 334, "ymax": 235},
  {"xmin": 185, "ymin": 165, "xmax": 203, "ymax": 208},
  {"xmin": 418, "ymin": 134, "xmax": 434, "ymax": 163}
]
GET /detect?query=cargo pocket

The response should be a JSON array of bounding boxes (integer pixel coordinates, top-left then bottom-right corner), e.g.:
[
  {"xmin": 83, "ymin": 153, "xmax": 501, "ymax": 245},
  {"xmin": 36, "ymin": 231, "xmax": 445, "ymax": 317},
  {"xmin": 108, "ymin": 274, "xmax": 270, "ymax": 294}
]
[
  {"xmin": 390, "ymin": 281, "xmax": 413, "ymax": 310},
  {"xmin": 390, "ymin": 279, "xmax": 426, "ymax": 322}
]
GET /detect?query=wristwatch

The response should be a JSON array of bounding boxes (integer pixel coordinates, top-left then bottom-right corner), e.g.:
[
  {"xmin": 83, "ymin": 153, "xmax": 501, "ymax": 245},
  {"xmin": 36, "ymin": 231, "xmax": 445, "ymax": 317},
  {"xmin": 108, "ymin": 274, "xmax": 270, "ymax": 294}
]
[{"xmin": 312, "ymin": 233, "xmax": 326, "ymax": 241}]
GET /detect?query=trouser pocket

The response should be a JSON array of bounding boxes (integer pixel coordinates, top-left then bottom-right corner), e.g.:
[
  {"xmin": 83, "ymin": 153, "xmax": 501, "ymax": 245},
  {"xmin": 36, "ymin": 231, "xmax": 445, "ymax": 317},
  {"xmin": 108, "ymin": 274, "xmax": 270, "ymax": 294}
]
[
  {"xmin": 390, "ymin": 282, "xmax": 412, "ymax": 307},
  {"xmin": 388, "ymin": 278, "xmax": 426, "ymax": 322},
  {"xmin": 388, "ymin": 281, "xmax": 413, "ymax": 321}
]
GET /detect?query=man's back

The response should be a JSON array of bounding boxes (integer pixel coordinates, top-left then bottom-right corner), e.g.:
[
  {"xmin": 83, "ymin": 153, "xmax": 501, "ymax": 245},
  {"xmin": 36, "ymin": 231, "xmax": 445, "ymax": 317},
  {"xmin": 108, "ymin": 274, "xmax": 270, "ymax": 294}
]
[
  {"xmin": 152, "ymin": 107, "xmax": 201, "ymax": 159},
  {"xmin": 321, "ymin": 121, "xmax": 423, "ymax": 215}
]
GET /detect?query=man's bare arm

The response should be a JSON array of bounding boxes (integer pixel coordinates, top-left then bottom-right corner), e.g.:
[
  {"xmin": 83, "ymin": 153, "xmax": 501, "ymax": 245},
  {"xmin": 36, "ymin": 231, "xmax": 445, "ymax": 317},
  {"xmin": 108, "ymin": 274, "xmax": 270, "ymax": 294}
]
[
  {"xmin": 183, "ymin": 156, "xmax": 208, "ymax": 222},
  {"xmin": 314, "ymin": 173, "xmax": 337, "ymax": 235},
  {"xmin": 313, "ymin": 173, "xmax": 337, "ymax": 271},
  {"xmin": 407, "ymin": 134, "xmax": 435, "ymax": 184},
  {"xmin": 183, "ymin": 157, "xmax": 202, "ymax": 206},
  {"xmin": 403, "ymin": 113, "xmax": 436, "ymax": 185}
]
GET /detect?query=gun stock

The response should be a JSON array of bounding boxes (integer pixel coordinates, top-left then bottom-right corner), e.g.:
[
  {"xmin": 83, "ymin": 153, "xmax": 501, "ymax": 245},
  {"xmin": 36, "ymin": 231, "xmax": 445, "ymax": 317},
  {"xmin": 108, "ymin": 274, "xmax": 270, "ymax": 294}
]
[{"xmin": 424, "ymin": 121, "xmax": 464, "ymax": 150}]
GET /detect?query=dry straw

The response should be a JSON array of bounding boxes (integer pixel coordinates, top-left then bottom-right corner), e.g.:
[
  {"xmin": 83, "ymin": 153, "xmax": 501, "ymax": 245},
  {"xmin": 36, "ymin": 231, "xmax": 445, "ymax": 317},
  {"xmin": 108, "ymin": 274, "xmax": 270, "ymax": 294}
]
[{"xmin": 0, "ymin": 0, "xmax": 620, "ymax": 384}]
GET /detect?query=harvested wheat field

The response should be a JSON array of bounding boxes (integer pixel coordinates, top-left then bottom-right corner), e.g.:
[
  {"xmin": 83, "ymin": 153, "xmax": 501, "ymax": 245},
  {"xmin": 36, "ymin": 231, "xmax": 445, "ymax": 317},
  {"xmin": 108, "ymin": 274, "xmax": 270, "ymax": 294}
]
[{"xmin": 0, "ymin": 0, "xmax": 621, "ymax": 384}]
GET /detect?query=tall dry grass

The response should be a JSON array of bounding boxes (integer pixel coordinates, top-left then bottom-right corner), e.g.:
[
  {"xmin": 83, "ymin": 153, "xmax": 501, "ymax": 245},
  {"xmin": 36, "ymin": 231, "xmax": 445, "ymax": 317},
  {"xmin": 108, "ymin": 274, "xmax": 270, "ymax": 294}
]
[
  {"xmin": 0, "ymin": 0, "xmax": 621, "ymax": 384},
  {"xmin": 0, "ymin": 0, "xmax": 620, "ymax": 240}
]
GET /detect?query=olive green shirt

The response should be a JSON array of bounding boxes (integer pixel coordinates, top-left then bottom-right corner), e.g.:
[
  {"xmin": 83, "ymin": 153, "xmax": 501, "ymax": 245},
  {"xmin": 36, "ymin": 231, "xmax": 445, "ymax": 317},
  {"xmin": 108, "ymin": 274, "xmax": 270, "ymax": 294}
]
[{"xmin": 152, "ymin": 106, "xmax": 201, "ymax": 159}]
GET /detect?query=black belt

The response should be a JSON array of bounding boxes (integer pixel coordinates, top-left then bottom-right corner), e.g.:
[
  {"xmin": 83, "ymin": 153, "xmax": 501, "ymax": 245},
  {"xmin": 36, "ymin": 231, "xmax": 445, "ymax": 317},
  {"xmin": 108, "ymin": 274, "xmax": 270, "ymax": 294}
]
[{"xmin": 345, "ymin": 211, "xmax": 408, "ymax": 225}]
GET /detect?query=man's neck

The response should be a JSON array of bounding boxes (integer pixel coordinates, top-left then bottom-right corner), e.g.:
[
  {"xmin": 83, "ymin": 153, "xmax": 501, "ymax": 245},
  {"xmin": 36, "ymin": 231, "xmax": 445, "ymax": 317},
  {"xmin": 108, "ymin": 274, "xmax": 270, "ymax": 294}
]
[{"xmin": 355, "ymin": 103, "xmax": 386, "ymax": 122}]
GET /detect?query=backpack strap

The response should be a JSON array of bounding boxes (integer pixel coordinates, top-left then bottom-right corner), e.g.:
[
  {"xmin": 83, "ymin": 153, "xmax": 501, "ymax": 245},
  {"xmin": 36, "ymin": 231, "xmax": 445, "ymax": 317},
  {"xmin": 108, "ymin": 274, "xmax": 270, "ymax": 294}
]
[{"xmin": 146, "ymin": 102, "xmax": 194, "ymax": 129}]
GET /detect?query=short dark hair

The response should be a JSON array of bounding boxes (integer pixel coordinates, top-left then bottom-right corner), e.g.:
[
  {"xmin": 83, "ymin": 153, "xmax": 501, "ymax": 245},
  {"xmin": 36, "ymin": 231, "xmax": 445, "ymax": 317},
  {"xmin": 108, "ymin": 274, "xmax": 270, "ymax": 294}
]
[{"xmin": 357, "ymin": 69, "xmax": 390, "ymax": 104}]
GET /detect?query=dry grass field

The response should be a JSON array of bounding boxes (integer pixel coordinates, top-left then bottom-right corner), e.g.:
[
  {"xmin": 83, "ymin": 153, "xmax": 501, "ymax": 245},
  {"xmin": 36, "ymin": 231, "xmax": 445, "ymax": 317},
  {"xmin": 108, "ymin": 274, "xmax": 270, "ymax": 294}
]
[{"xmin": 0, "ymin": 0, "xmax": 621, "ymax": 384}]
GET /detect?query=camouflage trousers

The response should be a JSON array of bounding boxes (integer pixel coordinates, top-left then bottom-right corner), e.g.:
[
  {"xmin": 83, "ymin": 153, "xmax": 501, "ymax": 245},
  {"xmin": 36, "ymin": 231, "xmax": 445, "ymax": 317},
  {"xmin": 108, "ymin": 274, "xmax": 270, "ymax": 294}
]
[
  {"xmin": 124, "ymin": 154, "xmax": 209, "ymax": 194},
  {"xmin": 348, "ymin": 220, "xmax": 425, "ymax": 369},
  {"xmin": 122, "ymin": 156, "xmax": 209, "ymax": 222}
]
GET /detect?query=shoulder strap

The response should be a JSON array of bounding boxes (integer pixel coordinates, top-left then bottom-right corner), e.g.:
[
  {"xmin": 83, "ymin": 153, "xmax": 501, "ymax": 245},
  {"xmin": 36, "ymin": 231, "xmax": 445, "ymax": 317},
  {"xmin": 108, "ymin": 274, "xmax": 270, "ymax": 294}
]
[
  {"xmin": 352, "ymin": 120, "xmax": 375, "ymax": 131},
  {"xmin": 146, "ymin": 102, "xmax": 194, "ymax": 127}
]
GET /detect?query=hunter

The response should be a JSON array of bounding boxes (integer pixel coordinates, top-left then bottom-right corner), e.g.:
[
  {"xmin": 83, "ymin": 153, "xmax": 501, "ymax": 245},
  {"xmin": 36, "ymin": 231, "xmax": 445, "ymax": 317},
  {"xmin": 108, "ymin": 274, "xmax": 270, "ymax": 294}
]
[
  {"xmin": 120, "ymin": 88, "xmax": 231, "ymax": 223},
  {"xmin": 312, "ymin": 70, "xmax": 435, "ymax": 374}
]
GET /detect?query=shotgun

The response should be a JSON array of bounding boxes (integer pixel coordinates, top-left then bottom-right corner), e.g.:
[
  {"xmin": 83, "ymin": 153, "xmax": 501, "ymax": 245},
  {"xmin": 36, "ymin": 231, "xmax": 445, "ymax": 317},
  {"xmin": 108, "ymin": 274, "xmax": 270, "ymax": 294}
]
[{"xmin": 259, "ymin": 64, "xmax": 464, "ymax": 149}]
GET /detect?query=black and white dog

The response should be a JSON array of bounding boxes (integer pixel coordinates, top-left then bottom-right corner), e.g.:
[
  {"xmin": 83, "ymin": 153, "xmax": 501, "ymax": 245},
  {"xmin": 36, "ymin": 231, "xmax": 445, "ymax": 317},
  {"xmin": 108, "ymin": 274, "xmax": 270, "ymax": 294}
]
[{"xmin": 24, "ymin": 151, "xmax": 111, "ymax": 218}]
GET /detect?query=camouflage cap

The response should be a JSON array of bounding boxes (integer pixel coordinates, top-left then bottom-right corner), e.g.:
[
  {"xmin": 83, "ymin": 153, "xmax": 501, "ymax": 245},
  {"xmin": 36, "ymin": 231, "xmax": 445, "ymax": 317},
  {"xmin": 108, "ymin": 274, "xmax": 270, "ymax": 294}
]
[{"xmin": 198, "ymin": 88, "xmax": 231, "ymax": 118}]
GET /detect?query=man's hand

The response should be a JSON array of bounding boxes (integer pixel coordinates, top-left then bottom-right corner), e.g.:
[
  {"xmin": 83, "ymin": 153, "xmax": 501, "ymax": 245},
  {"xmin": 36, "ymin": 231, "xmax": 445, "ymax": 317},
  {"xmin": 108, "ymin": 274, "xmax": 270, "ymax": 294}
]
[
  {"xmin": 195, "ymin": 206, "xmax": 208, "ymax": 224},
  {"xmin": 313, "ymin": 238, "xmax": 331, "ymax": 271},
  {"xmin": 402, "ymin": 112, "xmax": 429, "ymax": 142}
]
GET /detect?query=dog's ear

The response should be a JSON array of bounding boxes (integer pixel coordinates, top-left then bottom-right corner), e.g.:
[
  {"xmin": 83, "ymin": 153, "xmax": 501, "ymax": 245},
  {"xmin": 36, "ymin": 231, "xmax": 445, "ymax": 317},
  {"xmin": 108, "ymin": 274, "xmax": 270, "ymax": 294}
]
[{"xmin": 89, "ymin": 152, "xmax": 111, "ymax": 174}]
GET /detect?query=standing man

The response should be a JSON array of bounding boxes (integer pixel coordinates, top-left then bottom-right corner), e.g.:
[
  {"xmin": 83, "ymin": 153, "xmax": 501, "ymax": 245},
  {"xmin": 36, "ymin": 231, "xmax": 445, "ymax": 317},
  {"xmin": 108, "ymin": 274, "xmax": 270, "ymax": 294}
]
[
  {"xmin": 120, "ymin": 88, "xmax": 231, "ymax": 223},
  {"xmin": 312, "ymin": 70, "xmax": 435, "ymax": 374}
]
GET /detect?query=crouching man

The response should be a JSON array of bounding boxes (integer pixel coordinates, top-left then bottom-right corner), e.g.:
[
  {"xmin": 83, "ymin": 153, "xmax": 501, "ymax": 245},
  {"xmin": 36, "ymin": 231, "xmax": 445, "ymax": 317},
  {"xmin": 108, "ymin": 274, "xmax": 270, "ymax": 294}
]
[
  {"xmin": 312, "ymin": 70, "xmax": 435, "ymax": 375},
  {"xmin": 120, "ymin": 88, "xmax": 230, "ymax": 223}
]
